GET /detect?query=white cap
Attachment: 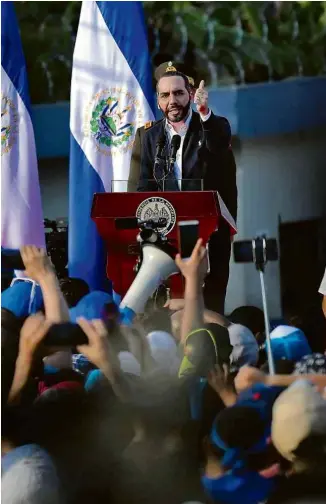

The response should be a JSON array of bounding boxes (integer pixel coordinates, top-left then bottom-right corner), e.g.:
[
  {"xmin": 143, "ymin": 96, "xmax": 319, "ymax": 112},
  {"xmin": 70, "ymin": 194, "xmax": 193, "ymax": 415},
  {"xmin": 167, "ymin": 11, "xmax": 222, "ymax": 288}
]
[
  {"xmin": 118, "ymin": 351, "xmax": 141, "ymax": 376},
  {"xmin": 228, "ymin": 323, "xmax": 259, "ymax": 367},
  {"xmin": 146, "ymin": 331, "xmax": 180, "ymax": 375},
  {"xmin": 272, "ymin": 380, "xmax": 326, "ymax": 462}
]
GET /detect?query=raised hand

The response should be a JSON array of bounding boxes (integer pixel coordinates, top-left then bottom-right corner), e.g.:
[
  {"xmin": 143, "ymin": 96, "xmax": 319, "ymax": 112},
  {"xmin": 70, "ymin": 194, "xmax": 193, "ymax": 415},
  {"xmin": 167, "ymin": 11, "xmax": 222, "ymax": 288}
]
[
  {"xmin": 208, "ymin": 363, "xmax": 237, "ymax": 406},
  {"xmin": 194, "ymin": 80, "xmax": 209, "ymax": 115},
  {"xmin": 234, "ymin": 366, "xmax": 267, "ymax": 393},
  {"xmin": 76, "ymin": 318, "xmax": 119, "ymax": 377},
  {"xmin": 20, "ymin": 245, "xmax": 54, "ymax": 283}
]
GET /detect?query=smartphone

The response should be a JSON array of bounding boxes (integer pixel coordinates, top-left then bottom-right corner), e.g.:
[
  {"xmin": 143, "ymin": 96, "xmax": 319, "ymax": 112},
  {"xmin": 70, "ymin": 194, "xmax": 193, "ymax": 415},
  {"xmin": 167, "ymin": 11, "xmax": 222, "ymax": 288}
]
[
  {"xmin": 233, "ymin": 238, "xmax": 278, "ymax": 263},
  {"xmin": 178, "ymin": 220, "xmax": 199, "ymax": 258}
]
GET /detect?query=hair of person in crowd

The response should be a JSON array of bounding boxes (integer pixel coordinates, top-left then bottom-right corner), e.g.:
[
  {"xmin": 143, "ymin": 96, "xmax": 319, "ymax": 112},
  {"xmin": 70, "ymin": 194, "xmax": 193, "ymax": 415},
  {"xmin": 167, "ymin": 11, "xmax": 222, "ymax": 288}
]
[{"xmin": 59, "ymin": 277, "xmax": 90, "ymax": 308}]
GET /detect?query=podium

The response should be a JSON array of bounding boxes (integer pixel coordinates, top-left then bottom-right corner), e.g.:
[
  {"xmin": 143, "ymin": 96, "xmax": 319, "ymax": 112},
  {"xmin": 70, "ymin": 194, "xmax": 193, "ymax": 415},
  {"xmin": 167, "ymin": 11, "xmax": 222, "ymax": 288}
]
[{"xmin": 91, "ymin": 190, "xmax": 235, "ymax": 299}]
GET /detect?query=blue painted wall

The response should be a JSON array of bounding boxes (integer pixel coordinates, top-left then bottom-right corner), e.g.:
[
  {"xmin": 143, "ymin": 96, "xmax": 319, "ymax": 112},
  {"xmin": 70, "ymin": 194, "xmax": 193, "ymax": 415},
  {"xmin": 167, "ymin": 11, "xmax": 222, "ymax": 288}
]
[{"xmin": 32, "ymin": 76, "xmax": 326, "ymax": 159}]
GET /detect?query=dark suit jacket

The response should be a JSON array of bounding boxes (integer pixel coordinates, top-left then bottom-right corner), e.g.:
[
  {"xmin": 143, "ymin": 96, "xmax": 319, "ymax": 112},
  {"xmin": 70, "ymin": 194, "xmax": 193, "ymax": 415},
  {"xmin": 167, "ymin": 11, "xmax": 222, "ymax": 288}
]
[{"xmin": 128, "ymin": 111, "xmax": 237, "ymax": 221}]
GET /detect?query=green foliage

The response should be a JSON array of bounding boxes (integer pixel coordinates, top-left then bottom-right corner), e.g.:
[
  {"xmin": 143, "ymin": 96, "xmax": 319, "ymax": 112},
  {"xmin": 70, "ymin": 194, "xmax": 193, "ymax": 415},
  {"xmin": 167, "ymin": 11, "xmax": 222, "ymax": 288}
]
[{"xmin": 14, "ymin": 1, "xmax": 326, "ymax": 103}]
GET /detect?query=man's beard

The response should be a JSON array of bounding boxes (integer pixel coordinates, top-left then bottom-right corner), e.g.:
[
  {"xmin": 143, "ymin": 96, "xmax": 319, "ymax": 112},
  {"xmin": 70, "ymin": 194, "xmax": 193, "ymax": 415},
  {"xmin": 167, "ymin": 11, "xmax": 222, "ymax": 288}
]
[{"xmin": 165, "ymin": 99, "xmax": 191, "ymax": 123}]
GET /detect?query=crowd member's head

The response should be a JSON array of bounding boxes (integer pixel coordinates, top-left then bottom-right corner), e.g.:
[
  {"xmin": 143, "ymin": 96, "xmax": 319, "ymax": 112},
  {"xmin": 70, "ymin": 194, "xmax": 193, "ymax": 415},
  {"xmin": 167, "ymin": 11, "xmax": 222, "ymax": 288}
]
[
  {"xmin": 211, "ymin": 384, "xmax": 282, "ymax": 470},
  {"xmin": 269, "ymin": 325, "xmax": 312, "ymax": 363},
  {"xmin": 228, "ymin": 324, "xmax": 259, "ymax": 370},
  {"xmin": 228, "ymin": 306, "xmax": 265, "ymax": 344},
  {"xmin": 1, "ymin": 280, "xmax": 44, "ymax": 318},
  {"xmin": 146, "ymin": 330, "xmax": 180, "ymax": 375},
  {"xmin": 1, "ymin": 444, "xmax": 63, "ymax": 504},
  {"xmin": 142, "ymin": 306, "xmax": 173, "ymax": 335},
  {"xmin": 272, "ymin": 380, "xmax": 326, "ymax": 474},
  {"xmin": 59, "ymin": 277, "xmax": 90, "ymax": 308},
  {"xmin": 179, "ymin": 325, "xmax": 232, "ymax": 379},
  {"xmin": 69, "ymin": 291, "xmax": 114, "ymax": 322},
  {"xmin": 293, "ymin": 353, "xmax": 326, "ymax": 375}
]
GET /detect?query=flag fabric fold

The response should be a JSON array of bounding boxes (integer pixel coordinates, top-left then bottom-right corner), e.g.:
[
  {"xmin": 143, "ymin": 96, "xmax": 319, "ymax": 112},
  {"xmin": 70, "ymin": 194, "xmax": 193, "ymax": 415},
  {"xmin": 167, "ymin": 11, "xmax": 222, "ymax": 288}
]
[
  {"xmin": 1, "ymin": 2, "xmax": 45, "ymax": 249},
  {"xmin": 69, "ymin": 0, "xmax": 155, "ymax": 290}
]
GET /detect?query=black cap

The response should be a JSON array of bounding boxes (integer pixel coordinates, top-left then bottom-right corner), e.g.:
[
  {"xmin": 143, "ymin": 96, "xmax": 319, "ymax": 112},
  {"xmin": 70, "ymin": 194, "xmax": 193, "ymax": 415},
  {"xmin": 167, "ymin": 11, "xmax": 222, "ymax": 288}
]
[{"xmin": 154, "ymin": 61, "xmax": 197, "ymax": 87}]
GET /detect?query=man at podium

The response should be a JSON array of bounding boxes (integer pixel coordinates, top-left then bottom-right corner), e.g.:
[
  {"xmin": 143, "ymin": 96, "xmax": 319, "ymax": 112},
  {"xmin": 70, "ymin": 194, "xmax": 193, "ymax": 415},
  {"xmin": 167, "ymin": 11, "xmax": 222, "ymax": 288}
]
[{"xmin": 128, "ymin": 62, "xmax": 237, "ymax": 315}]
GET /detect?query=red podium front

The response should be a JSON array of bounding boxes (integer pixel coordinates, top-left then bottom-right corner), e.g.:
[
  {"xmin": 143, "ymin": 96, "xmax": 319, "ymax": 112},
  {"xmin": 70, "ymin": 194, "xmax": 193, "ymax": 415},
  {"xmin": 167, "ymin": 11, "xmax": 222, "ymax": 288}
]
[{"xmin": 91, "ymin": 191, "xmax": 223, "ymax": 298}]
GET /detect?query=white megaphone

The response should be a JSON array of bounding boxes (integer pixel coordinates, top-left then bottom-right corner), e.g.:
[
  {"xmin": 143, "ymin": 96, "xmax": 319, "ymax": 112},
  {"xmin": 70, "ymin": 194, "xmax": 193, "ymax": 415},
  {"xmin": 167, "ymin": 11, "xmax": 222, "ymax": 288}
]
[{"xmin": 119, "ymin": 243, "xmax": 179, "ymax": 324}]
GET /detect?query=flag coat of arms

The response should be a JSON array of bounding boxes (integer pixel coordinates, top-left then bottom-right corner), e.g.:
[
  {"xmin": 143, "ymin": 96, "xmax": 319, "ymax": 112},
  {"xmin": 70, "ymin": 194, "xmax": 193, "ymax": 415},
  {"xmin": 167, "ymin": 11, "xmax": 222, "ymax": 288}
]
[
  {"xmin": 1, "ymin": 2, "xmax": 44, "ymax": 249},
  {"xmin": 69, "ymin": 1, "xmax": 155, "ymax": 290}
]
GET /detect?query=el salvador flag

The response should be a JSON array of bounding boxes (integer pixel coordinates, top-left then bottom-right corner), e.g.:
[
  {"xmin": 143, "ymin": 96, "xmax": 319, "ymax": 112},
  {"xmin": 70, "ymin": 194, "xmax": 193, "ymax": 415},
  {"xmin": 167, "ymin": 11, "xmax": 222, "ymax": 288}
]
[
  {"xmin": 69, "ymin": 1, "xmax": 155, "ymax": 291},
  {"xmin": 1, "ymin": 2, "xmax": 45, "ymax": 249}
]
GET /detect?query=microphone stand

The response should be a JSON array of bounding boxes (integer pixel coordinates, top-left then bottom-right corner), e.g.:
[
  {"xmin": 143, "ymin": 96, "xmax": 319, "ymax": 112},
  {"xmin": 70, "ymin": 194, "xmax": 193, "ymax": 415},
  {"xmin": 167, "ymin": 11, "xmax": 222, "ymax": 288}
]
[{"xmin": 153, "ymin": 155, "xmax": 168, "ymax": 192}]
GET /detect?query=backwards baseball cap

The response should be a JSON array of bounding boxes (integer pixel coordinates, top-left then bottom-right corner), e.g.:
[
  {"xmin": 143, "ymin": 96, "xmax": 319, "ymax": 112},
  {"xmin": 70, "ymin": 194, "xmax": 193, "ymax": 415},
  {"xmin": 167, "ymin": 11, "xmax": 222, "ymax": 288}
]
[
  {"xmin": 69, "ymin": 291, "xmax": 114, "ymax": 322},
  {"xmin": 211, "ymin": 384, "xmax": 283, "ymax": 469},
  {"xmin": 269, "ymin": 325, "xmax": 311, "ymax": 362},
  {"xmin": 155, "ymin": 61, "xmax": 197, "ymax": 87},
  {"xmin": 272, "ymin": 379, "xmax": 326, "ymax": 463},
  {"xmin": 228, "ymin": 324, "xmax": 259, "ymax": 369},
  {"xmin": 1, "ymin": 444, "xmax": 62, "ymax": 504},
  {"xmin": 1, "ymin": 279, "xmax": 43, "ymax": 317},
  {"xmin": 178, "ymin": 326, "xmax": 232, "ymax": 379}
]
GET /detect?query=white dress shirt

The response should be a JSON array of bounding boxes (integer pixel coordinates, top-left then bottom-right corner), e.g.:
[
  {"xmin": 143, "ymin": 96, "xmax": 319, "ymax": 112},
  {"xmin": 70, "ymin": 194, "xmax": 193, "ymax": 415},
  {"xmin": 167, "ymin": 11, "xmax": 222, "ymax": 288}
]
[{"xmin": 165, "ymin": 108, "xmax": 211, "ymax": 189}]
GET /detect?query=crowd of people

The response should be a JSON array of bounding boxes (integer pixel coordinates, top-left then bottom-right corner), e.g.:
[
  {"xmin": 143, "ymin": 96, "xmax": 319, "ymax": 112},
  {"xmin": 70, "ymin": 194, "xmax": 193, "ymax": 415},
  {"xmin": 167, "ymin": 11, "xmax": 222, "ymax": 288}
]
[{"xmin": 1, "ymin": 242, "xmax": 326, "ymax": 504}]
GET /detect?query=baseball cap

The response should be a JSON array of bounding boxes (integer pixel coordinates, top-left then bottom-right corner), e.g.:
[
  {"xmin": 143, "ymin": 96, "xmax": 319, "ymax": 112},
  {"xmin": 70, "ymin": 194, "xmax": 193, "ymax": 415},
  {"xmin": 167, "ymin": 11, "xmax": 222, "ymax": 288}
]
[
  {"xmin": 272, "ymin": 379, "xmax": 326, "ymax": 463},
  {"xmin": 228, "ymin": 324, "xmax": 259, "ymax": 368},
  {"xmin": 69, "ymin": 291, "xmax": 113, "ymax": 322},
  {"xmin": 178, "ymin": 326, "xmax": 232, "ymax": 379},
  {"xmin": 1, "ymin": 444, "xmax": 62, "ymax": 504},
  {"xmin": 146, "ymin": 330, "xmax": 180, "ymax": 375},
  {"xmin": 1, "ymin": 280, "xmax": 43, "ymax": 317},
  {"xmin": 270, "ymin": 325, "xmax": 311, "ymax": 362},
  {"xmin": 118, "ymin": 351, "xmax": 141, "ymax": 376},
  {"xmin": 211, "ymin": 384, "xmax": 283, "ymax": 469}
]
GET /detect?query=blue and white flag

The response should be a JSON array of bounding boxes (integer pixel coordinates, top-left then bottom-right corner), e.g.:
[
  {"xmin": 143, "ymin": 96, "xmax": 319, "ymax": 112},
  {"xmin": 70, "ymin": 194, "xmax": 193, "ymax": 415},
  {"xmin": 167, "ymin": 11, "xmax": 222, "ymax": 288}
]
[
  {"xmin": 69, "ymin": 1, "xmax": 155, "ymax": 290},
  {"xmin": 1, "ymin": 2, "xmax": 45, "ymax": 249}
]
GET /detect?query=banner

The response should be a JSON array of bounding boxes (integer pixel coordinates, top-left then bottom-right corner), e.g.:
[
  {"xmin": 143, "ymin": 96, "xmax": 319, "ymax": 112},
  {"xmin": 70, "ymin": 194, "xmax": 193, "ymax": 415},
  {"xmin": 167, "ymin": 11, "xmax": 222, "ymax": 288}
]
[
  {"xmin": 69, "ymin": 1, "xmax": 155, "ymax": 290},
  {"xmin": 1, "ymin": 2, "xmax": 44, "ymax": 249}
]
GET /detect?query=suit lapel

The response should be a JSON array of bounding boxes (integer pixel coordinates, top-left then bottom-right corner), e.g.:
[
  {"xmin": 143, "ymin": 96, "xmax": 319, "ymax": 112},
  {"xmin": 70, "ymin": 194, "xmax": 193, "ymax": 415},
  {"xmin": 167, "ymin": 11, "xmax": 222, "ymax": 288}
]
[{"xmin": 182, "ymin": 112, "xmax": 202, "ymax": 179}]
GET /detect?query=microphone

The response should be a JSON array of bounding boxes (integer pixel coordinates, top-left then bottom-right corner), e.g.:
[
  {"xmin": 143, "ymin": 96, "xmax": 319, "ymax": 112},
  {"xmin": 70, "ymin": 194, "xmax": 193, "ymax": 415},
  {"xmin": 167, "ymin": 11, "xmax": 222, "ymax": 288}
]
[
  {"xmin": 154, "ymin": 133, "xmax": 166, "ymax": 164},
  {"xmin": 170, "ymin": 135, "xmax": 181, "ymax": 166}
]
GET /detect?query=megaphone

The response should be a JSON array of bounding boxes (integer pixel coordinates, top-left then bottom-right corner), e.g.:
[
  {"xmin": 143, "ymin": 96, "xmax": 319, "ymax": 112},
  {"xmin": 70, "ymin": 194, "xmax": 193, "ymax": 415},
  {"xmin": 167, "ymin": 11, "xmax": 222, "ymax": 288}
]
[{"xmin": 119, "ymin": 243, "xmax": 179, "ymax": 324}]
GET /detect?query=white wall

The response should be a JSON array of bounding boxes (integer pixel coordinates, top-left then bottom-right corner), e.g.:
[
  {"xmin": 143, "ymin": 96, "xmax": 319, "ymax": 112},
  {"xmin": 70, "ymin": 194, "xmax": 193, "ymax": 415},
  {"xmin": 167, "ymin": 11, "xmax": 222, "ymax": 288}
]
[{"xmin": 226, "ymin": 127, "xmax": 326, "ymax": 317}]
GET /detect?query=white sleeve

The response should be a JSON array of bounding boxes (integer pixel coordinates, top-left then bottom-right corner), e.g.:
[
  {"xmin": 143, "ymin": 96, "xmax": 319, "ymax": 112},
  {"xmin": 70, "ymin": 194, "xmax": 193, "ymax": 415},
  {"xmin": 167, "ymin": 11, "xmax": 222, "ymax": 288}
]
[{"xmin": 319, "ymin": 268, "xmax": 326, "ymax": 295}]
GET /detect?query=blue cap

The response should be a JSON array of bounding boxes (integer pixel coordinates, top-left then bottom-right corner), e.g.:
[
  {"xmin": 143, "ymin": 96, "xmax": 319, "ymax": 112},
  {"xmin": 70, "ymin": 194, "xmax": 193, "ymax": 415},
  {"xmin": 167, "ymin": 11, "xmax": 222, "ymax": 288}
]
[
  {"xmin": 211, "ymin": 384, "xmax": 283, "ymax": 468},
  {"xmin": 202, "ymin": 468, "xmax": 276, "ymax": 504},
  {"xmin": 270, "ymin": 325, "xmax": 311, "ymax": 362},
  {"xmin": 69, "ymin": 291, "xmax": 113, "ymax": 322},
  {"xmin": 1, "ymin": 280, "xmax": 43, "ymax": 317}
]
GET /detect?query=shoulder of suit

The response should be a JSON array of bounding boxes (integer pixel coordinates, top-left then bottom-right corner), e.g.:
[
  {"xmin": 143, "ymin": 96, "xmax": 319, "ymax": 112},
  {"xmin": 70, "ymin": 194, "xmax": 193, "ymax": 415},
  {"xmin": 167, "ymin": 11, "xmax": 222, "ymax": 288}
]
[
  {"xmin": 144, "ymin": 119, "xmax": 164, "ymax": 130},
  {"xmin": 142, "ymin": 119, "xmax": 164, "ymax": 135},
  {"xmin": 144, "ymin": 121, "xmax": 154, "ymax": 130}
]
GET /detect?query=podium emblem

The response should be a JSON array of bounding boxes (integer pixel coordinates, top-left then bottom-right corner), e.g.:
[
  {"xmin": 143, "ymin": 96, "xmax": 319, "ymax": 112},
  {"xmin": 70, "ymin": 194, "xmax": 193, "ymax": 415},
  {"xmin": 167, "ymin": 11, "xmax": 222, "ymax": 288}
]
[{"xmin": 136, "ymin": 197, "xmax": 176, "ymax": 236}]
